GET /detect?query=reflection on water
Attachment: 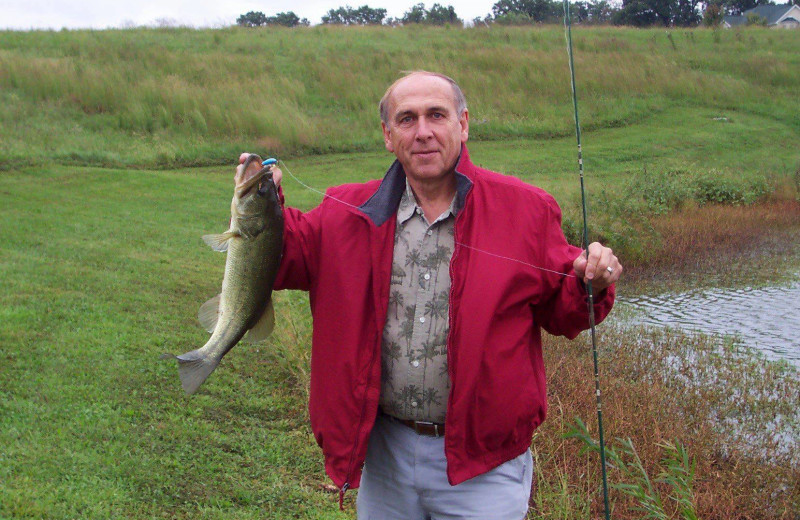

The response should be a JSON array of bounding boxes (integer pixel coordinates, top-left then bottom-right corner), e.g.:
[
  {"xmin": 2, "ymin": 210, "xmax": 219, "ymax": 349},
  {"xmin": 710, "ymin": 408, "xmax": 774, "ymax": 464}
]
[{"xmin": 619, "ymin": 280, "xmax": 800, "ymax": 366}]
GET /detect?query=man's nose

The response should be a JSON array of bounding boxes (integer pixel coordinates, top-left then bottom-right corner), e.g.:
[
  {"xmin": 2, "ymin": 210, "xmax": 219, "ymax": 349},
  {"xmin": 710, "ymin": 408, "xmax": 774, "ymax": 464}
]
[{"xmin": 415, "ymin": 117, "xmax": 434, "ymax": 139}]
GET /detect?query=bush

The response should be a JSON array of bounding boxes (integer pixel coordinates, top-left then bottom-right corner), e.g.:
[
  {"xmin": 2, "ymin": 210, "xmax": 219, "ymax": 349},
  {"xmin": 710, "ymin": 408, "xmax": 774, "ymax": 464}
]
[
  {"xmin": 692, "ymin": 172, "xmax": 770, "ymax": 205},
  {"xmin": 702, "ymin": 3, "xmax": 724, "ymax": 27},
  {"xmin": 626, "ymin": 168, "xmax": 695, "ymax": 215},
  {"xmin": 745, "ymin": 13, "xmax": 768, "ymax": 26}
]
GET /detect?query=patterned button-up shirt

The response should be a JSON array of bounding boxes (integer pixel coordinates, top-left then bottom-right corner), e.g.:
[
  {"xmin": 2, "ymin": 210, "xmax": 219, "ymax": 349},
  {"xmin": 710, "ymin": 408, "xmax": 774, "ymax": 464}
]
[{"xmin": 379, "ymin": 180, "xmax": 458, "ymax": 424}]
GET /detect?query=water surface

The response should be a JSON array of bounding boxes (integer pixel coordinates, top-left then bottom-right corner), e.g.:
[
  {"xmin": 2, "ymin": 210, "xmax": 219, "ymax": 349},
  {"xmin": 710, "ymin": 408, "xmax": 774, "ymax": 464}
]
[{"xmin": 619, "ymin": 280, "xmax": 800, "ymax": 366}]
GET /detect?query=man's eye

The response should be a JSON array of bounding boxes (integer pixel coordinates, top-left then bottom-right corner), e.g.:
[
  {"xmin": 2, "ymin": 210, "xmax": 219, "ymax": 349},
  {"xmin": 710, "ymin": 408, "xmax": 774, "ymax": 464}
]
[
  {"xmin": 432, "ymin": 112, "xmax": 445, "ymax": 119},
  {"xmin": 400, "ymin": 116, "xmax": 413, "ymax": 124}
]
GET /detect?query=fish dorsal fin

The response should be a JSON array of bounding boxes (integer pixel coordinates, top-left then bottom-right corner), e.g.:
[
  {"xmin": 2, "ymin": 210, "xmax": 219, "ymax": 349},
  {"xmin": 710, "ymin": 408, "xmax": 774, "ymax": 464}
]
[
  {"xmin": 198, "ymin": 294, "xmax": 221, "ymax": 333},
  {"xmin": 202, "ymin": 231, "xmax": 237, "ymax": 252},
  {"xmin": 243, "ymin": 298, "xmax": 275, "ymax": 343}
]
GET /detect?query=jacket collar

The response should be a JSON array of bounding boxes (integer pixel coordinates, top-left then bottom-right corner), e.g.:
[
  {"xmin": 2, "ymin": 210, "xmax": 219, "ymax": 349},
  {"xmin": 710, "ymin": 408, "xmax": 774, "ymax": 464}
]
[{"xmin": 358, "ymin": 144, "xmax": 474, "ymax": 227}]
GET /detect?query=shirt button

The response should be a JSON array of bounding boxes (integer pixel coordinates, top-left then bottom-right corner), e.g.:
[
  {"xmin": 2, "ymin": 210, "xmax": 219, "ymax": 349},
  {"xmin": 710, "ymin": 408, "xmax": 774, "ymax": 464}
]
[
  {"xmin": 423, "ymin": 273, "xmax": 431, "ymax": 280},
  {"xmin": 416, "ymin": 208, "xmax": 422, "ymax": 215},
  {"xmin": 411, "ymin": 401, "xmax": 418, "ymax": 407},
  {"xmin": 427, "ymin": 230, "xmax": 433, "ymax": 236},
  {"xmin": 412, "ymin": 360, "xmax": 420, "ymax": 367},
  {"xmin": 419, "ymin": 317, "xmax": 426, "ymax": 323}
]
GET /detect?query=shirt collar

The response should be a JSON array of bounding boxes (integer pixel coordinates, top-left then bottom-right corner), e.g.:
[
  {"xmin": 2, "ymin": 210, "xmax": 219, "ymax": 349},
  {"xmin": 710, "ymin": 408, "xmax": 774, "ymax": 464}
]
[{"xmin": 397, "ymin": 179, "xmax": 458, "ymax": 226}]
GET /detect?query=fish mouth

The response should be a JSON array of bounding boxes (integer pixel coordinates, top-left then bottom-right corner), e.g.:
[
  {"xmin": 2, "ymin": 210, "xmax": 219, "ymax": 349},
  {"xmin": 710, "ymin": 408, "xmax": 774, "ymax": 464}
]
[{"xmin": 235, "ymin": 154, "xmax": 274, "ymax": 198}]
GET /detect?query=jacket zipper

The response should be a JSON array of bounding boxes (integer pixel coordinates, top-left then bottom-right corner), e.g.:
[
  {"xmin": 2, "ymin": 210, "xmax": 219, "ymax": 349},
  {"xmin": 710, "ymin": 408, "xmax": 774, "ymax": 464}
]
[
  {"xmin": 447, "ymin": 175, "xmax": 471, "ymax": 405},
  {"xmin": 338, "ymin": 482, "xmax": 350, "ymax": 510},
  {"xmin": 339, "ymin": 216, "xmax": 387, "ymax": 511}
]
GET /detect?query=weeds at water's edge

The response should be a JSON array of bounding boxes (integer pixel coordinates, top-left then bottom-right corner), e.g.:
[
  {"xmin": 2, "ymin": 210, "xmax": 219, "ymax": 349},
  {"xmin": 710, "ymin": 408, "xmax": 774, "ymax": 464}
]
[
  {"xmin": 566, "ymin": 418, "xmax": 699, "ymax": 520},
  {"xmin": 536, "ymin": 326, "xmax": 799, "ymax": 519},
  {"xmin": 564, "ymin": 166, "xmax": 800, "ymax": 270}
]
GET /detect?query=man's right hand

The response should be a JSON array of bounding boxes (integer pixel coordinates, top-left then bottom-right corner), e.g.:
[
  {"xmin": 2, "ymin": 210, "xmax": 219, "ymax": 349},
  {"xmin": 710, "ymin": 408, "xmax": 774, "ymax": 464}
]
[{"xmin": 238, "ymin": 152, "xmax": 283, "ymax": 187}]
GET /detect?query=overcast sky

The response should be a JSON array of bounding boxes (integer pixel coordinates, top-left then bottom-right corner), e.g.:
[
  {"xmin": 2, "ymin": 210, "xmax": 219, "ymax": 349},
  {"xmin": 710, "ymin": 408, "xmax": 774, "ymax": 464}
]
[{"xmin": 1, "ymin": 0, "xmax": 499, "ymax": 30}]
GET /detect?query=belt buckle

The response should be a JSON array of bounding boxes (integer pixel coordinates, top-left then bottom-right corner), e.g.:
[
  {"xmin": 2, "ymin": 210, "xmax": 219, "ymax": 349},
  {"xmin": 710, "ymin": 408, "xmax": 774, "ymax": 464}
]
[{"xmin": 415, "ymin": 420, "xmax": 441, "ymax": 437}]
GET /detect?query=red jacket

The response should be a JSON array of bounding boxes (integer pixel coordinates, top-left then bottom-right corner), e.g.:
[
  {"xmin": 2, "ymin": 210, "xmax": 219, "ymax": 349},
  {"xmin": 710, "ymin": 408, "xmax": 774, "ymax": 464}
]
[{"xmin": 274, "ymin": 146, "xmax": 615, "ymax": 492}]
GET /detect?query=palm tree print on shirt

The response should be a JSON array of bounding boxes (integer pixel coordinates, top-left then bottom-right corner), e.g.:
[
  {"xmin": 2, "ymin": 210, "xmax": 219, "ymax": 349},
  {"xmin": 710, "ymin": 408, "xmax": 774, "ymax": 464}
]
[{"xmin": 379, "ymin": 187, "xmax": 456, "ymax": 423}]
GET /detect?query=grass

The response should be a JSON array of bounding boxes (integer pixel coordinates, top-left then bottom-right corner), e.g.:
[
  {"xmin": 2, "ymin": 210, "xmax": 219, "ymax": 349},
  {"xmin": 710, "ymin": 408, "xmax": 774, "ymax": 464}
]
[
  {"xmin": 0, "ymin": 166, "xmax": 345, "ymax": 518},
  {"xmin": 2, "ymin": 143, "xmax": 798, "ymax": 519},
  {"xmin": 2, "ymin": 23, "xmax": 800, "ymax": 519},
  {"xmin": 0, "ymin": 25, "xmax": 798, "ymax": 169}
]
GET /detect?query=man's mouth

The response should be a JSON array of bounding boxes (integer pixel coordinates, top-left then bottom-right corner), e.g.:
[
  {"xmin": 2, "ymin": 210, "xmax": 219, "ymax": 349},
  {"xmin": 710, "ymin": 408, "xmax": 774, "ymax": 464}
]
[{"xmin": 413, "ymin": 150, "xmax": 438, "ymax": 158}]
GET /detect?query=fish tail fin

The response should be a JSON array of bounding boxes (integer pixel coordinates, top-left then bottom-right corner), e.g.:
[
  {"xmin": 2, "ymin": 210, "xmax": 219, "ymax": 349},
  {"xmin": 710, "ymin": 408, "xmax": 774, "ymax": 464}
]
[{"xmin": 160, "ymin": 352, "xmax": 220, "ymax": 395}]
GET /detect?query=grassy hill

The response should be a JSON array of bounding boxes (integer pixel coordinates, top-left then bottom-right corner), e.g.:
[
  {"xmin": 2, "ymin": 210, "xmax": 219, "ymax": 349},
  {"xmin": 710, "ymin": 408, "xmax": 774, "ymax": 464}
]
[{"xmin": 1, "ymin": 25, "xmax": 798, "ymax": 169}]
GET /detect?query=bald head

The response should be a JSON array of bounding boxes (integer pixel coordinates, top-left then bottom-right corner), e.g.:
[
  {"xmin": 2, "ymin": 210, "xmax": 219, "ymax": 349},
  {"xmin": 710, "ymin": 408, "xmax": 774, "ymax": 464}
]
[{"xmin": 379, "ymin": 71, "xmax": 467, "ymax": 126}]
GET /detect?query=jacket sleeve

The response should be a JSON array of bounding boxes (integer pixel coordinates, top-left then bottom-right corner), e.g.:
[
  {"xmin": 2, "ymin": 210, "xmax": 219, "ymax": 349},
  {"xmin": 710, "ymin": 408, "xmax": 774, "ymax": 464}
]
[
  {"xmin": 532, "ymin": 195, "xmax": 615, "ymax": 339},
  {"xmin": 273, "ymin": 187, "xmax": 323, "ymax": 292},
  {"xmin": 537, "ymin": 274, "xmax": 616, "ymax": 340}
]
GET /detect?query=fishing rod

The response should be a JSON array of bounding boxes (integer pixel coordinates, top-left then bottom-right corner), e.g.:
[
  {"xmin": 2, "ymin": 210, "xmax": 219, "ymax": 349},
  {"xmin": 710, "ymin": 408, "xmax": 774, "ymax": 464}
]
[{"xmin": 561, "ymin": 2, "xmax": 612, "ymax": 519}]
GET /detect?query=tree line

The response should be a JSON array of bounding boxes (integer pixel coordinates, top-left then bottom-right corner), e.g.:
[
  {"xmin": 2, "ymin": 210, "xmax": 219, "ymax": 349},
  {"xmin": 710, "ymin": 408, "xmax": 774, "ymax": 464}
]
[
  {"xmin": 236, "ymin": 0, "xmax": 794, "ymax": 29},
  {"xmin": 237, "ymin": 3, "xmax": 461, "ymax": 27}
]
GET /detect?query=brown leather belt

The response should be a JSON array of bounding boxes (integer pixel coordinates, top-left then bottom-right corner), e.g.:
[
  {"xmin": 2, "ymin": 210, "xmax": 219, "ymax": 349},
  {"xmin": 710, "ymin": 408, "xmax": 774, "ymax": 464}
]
[{"xmin": 390, "ymin": 416, "xmax": 445, "ymax": 437}]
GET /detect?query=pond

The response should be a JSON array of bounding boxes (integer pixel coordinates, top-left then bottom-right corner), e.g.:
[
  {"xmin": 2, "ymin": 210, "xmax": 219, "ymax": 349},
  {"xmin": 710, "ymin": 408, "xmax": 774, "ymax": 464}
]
[{"xmin": 618, "ymin": 279, "xmax": 800, "ymax": 367}]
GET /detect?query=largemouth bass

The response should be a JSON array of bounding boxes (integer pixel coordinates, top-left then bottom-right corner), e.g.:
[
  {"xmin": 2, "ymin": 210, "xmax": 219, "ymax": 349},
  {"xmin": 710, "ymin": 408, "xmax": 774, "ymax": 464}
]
[{"xmin": 162, "ymin": 154, "xmax": 284, "ymax": 394}]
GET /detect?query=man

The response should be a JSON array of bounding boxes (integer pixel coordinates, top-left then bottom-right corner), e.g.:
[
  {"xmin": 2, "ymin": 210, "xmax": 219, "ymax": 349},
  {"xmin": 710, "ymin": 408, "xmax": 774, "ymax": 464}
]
[{"xmin": 239, "ymin": 71, "xmax": 621, "ymax": 519}]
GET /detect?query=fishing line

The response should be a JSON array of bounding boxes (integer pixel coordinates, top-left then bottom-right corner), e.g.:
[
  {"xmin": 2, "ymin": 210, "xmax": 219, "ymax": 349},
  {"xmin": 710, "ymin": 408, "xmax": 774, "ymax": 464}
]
[
  {"xmin": 562, "ymin": 1, "xmax": 612, "ymax": 519},
  {"xmin": 278, "ymin": 159, "xmax": 361, "ymax": 211},
  {"xmin": 277, "ymin": 159, "xmax": 578, "ymax": 279}
]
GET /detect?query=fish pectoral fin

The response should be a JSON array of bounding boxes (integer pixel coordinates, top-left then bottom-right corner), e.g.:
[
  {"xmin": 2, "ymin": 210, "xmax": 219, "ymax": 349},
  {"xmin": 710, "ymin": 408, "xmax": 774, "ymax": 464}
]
[
  {"xmin": 202, "ymin": 231, "xmax": 238, "ymax": 252},
  {"xmin": 198, "ymin": 294, "xmax": 221, "ymax": 333},
  {"xmin": 243, "ymin": 298, "xmax": 275, "ymax": 343},
  {"xmin": 160, "ymin": 351, "xmax": 220, "ymax": 395}
]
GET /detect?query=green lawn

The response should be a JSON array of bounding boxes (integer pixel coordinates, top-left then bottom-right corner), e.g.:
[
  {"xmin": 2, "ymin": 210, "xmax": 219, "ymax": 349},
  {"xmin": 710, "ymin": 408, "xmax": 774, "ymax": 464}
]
[{"xmin": 2, "ymin": 102, "xmax": 798, "ymax": 517}]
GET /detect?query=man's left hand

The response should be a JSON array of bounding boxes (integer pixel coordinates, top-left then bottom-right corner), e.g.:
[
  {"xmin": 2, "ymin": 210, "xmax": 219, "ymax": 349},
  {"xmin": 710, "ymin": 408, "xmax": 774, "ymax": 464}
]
[{"xmin": 573, "ymin": 242, "xmax": 622, "ymax": 292}]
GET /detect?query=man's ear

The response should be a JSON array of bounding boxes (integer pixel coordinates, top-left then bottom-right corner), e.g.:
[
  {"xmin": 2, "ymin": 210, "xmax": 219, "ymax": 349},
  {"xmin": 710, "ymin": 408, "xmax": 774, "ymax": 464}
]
[
  {"xmin": 459, "ymin": 109, "xmax": 469, "ymax": 144},
  {"xmin": 382, "ymin": 121, "xmax": 394, "ymax": 153}
]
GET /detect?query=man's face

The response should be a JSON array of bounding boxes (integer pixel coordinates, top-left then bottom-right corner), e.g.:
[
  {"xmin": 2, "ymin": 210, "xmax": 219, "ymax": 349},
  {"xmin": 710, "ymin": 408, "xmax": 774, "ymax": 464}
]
[{"xmin": 381, "ymin": 74, "xmax": 469, "ymax": 184}]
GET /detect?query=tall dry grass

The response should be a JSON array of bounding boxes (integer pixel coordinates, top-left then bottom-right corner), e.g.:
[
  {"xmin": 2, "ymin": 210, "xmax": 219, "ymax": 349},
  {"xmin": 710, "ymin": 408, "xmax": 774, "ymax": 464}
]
[
  {"xmin": 625, "ymin": 198, "xmax": 800, "ymax": 280},
  {"xmin": 534, "ymin": 325, "xmax": 800, "ymax": 519},
  {"xmin": 1, "ymin": 25, "xmax": 798, "ymax": 168}
]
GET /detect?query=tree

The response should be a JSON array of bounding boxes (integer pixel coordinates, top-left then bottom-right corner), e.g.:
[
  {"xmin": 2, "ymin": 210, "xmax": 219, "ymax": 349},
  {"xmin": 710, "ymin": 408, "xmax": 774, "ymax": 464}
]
[
  {"xmin": 265, "ymin": 12, "xmax": 309, "ymax": 27},
  {"xmin": 322, "ymin": 4, "xmax": 387, "ymax": 24},
  {"xmin": 491, "ymin": 0, "xmax": 562, "ymax": 23},
  {"xmin": 612, "ymin": 0, "xmax": 673, "ymax": 26},
  {"xmin": 401, "ymin": 3, "xmax": 429, "ymax": 23},
  {"xmin": 673, "ymin": 0, "xmax": 701, "ymax": 25},
  {"xmin": 236, "ymin": 11, "xmax": 267, "ymax": 27},
  {"xmin": 354, "ymin": 4, "xmax": 388, "ymax": 24},
  {"xmin": 396, "ymin": 4, "xmax": 463, "ymax": 26},
  {"xmin": 611, "ymin": 0, "xmax": 702, "ymax": 26},
  {"xmin": 571, "ymin": 0, "xmax": 617, "ymax": 23},
  {"xmin": 702, "ymin": 1, "xmax": 724, "ymax": 25},
  {"xmin": 471, "ymin": 15, "xmax": 493, "ymax": 26},
  {"xmin": 723, "ymin": 0, "xmax": 763, "ymax": 15},
  {"xmin": 426, "ymin": 3, "xmax": 463, "ymax": 25}
]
